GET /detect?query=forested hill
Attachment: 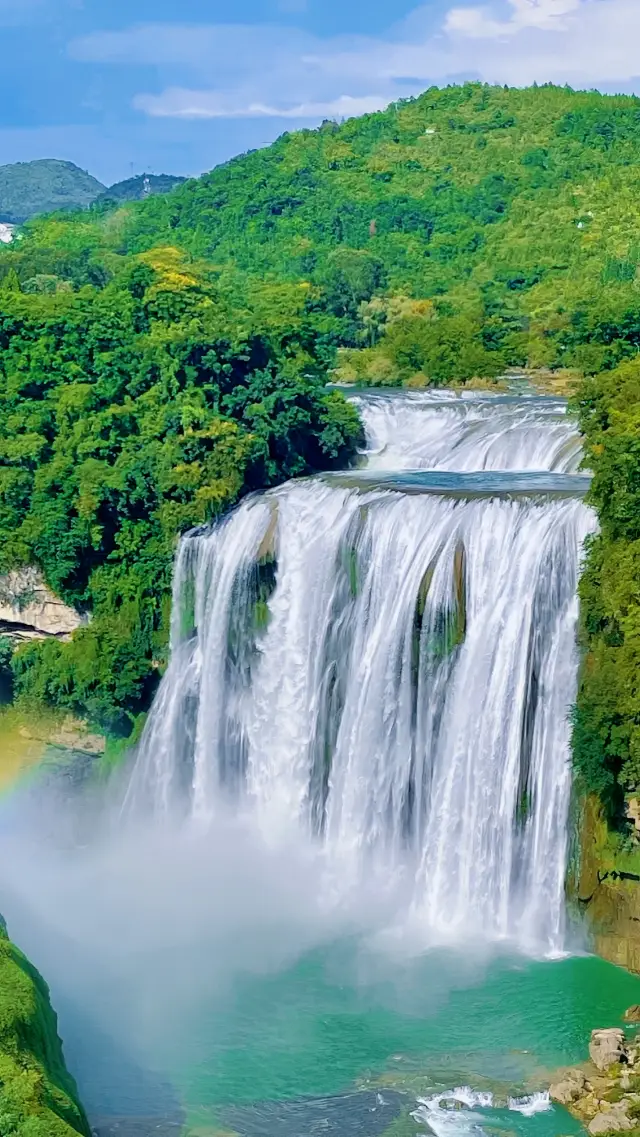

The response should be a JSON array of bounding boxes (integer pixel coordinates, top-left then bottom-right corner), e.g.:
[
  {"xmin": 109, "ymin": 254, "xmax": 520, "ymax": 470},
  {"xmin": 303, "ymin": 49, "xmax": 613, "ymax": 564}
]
[
  {"xmin": 0, "ymin": 161, "xmax": 104, "ymax": 225},
  {"xmin": 6, "ymin": 83, "xmax": 640, "ymax": 384},
  {"xmin": 0, "ymin": 163, "xmax": 185, "ymax": 225},
  {"xmin": 93, "ymin": 173, "xmax": 187, "ymax": 207}
]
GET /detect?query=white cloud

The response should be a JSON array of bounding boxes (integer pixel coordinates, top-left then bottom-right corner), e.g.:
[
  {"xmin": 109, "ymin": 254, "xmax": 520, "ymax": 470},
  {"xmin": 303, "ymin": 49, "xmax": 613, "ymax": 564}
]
[
  {"xmin": 69, "ymin": 0, "xmax": 640, "ymax": 124},
  {"xmin": 445, "ymin": 0, "xmax": 581, "ymax": 38},
  {"xmin": 134, "ymin": 90, "xmax": 389, "ymax": 120}
]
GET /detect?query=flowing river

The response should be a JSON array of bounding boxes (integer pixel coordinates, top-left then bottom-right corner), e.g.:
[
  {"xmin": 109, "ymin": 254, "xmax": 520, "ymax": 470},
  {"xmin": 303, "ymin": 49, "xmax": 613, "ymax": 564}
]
[{"xmin": 1, "ymin": 389, "xmax": 640, "ymax": 1137}]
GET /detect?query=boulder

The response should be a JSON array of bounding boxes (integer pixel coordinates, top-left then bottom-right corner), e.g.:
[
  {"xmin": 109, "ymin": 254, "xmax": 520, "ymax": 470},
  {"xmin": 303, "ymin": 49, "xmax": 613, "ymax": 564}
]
[
  {"xmin": 588, "ymin": 1112, "xmax": 634, "ymax": 1134},
  {"xmin": 590, "ymin": 1029, "xmax": 627, "ymax": 1071},
  {"xmin": 550, "ymin": 1069, "xmax": 588, "ymax": 1104},
  {"xmin": 624, "ymin": 1007, "xmax": 640, "ymax": 1023}
]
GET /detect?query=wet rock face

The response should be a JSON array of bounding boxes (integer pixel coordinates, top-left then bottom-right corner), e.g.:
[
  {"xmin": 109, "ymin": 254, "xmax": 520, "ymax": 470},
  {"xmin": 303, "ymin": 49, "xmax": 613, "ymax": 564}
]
[{"xmin": 590, "ymin": 1028, "xmax": 627, "ymax": 1071}]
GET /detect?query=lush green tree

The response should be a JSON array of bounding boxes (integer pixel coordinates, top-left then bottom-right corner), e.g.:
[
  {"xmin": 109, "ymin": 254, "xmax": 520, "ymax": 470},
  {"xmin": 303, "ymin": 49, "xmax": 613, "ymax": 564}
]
[
  {"xmin": 0, "ymin": 254, "xmax": 362, "ymax": 732},
  {"xmin": 572, "ymin": 358, "xmax": 640, "ymax": 812}
]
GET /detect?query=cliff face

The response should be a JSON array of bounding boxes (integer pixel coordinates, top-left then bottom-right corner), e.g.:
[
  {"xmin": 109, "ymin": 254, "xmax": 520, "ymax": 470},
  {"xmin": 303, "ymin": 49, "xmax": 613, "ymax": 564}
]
[
  {"xmin": 0, "ymin": 568, "xmax": 84, "ymax": 642},
  {"xmin": 0, "ymin": 917, "xmax": 90, "ymax": 1136},
  {"xmin": 576, "ymin": 797, "xmax": 640, "ymax": 974}
]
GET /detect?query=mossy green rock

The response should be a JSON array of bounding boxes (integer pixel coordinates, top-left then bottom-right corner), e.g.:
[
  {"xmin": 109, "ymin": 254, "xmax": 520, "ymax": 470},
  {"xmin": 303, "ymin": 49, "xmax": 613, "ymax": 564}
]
[
  {"xmin": 0, "ymin": 920, "xmax": 90, "ymax": 1136},
  {"xmin": 575, "ymin": 797, "xmax": 640, "ymax": 973}
]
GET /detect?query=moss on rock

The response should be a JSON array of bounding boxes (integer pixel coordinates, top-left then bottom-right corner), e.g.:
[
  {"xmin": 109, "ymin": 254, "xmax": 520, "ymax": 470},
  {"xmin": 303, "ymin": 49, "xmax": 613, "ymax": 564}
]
[
  {"xmin": 573, "ymin": 795, "xmax": 640, "ymax": 973},
  {"xmin": 0, "ymin": 920, "xmax": 90, "ymax": 1136}
]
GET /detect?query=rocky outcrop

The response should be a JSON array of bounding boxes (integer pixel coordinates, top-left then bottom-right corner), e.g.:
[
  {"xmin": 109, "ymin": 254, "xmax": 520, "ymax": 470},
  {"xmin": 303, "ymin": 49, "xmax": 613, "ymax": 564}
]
[
  {"xmin": 588, "ymin": 1107, "xmax": 635, "ymax": 1134},
  {"xmin": 591, "ymin": 1030, "xmax": 628, "ymax": 1071},
  {"xmin": 549, "ymin": 1067, "xmax": 587, "ymax": 1104},
  {"xmin": 550, "ymin": 1021, "xmax": 640, "ymax": 1136},
  {"xmin": 0, "ymin": 916, "xmax": 90, "ymax": 1135},
  {"xmin": 0, "ymin": 567, "xmax": 85, "ymax": 641},
  {"xmin": 18, "ymin": 715, "xmax": 106, "ymax": 756}
]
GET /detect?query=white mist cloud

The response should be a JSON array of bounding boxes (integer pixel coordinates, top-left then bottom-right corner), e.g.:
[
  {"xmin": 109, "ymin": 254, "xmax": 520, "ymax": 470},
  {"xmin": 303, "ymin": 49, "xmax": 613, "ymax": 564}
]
[
  {"xmin": 134, "ymin": 90, "xmax": 390, "ymax": 120},
  {"xmin": 68, "ymin": 0, "xmax": 640, "ymax": 124}
]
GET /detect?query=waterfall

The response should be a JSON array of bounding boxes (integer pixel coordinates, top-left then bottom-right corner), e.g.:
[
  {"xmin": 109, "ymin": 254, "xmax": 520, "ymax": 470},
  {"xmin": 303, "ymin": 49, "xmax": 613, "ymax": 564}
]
[{"xmin": 125, "ymin": 391, "xmax": 595, "ymax": 952}]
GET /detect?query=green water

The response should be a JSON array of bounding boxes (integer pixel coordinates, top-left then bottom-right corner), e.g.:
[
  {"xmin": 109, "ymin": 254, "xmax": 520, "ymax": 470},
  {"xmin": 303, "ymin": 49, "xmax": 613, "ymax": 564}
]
[{"xmin": 113, "ymin": 941, "xmax": 640, "ymax": 1136}]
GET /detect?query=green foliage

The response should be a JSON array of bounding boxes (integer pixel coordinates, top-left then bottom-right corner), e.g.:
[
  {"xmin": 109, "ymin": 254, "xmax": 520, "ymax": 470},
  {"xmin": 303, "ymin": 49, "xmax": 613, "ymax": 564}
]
[
  {"xmin": 0, "ymin": 922, "xmax": 90, "ymax": 1136},
  {"xmin": 0, "ymin": 253, "xmax": 362, "ymax": 732},
  {"xmin": 93, "ymin": 174, "xmax": 186, "ymax": 210},
  {"xmin": 572, "ymin": 359, "xmax": 640, "ymax": 810},
  {"xmin": 0, "ymin": 161, "xmax": 104, "ymax": 225}
]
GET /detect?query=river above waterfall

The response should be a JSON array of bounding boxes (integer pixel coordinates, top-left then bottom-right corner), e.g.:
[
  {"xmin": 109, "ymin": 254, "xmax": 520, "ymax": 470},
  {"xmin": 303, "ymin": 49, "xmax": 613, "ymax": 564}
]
[{"xmin": 1, "ymin": 388, "xmax": 637, "ymax": 1137}]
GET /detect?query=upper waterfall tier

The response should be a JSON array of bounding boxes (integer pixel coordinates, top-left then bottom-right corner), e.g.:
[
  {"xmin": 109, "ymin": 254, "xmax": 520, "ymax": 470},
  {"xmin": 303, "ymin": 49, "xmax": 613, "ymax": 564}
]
[{"xmin": 350, "ymin": 390, "xmax": 583, "ymax": 474}]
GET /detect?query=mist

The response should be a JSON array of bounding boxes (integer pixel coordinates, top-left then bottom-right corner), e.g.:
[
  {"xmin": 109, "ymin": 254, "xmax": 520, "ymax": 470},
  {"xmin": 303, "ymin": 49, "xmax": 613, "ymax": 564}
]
[{"xmin": 0, "ymin": 758, "xmax": 511, "ymax": 1122}]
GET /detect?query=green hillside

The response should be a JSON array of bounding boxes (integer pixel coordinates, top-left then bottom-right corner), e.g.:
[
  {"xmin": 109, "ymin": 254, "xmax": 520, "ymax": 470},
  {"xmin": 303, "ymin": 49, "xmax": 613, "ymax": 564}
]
[
  {"xmin": 94, "ymin": 173, "xmax": 186, "ymax": 208},
  {"xmin": 0, "ymin": 917, "xmax": 90, "ymax": 1136},
  {"xmin": 0, "ymin": 161, "xmax": 105, "ymax": 225},
  {"xmin": 5, "ymin": 83, "xmax": 640, "ymax": 384},
  {"xmin": 118, "ymin": 82, "xmax": 640, "ymax": 382}
]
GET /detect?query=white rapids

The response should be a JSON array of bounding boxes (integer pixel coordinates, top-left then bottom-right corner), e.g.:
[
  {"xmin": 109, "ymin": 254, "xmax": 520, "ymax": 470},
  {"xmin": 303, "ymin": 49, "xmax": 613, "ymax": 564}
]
[{"xmin": 124, "ymin": 390, "xmax": 595, "ymax": 953}]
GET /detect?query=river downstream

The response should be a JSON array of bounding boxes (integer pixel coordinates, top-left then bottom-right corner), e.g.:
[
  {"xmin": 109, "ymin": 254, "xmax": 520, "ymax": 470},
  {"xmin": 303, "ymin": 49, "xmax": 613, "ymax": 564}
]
[{"xmin": 0, "ymin": 389, "xmax": 638, "ymax": 1137}]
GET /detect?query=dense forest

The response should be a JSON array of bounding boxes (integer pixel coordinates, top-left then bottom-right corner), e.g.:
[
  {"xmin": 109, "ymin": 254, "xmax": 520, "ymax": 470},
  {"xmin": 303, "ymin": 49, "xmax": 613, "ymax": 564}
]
[
  {"xmin": 0, "ymin": 81, "xmax": 638, "ymax": 806},
  {"xmin": 7, "ymin": 83, "xmax": 640, "ymax": 384},
  {"xmin": 0, "ymin": 260, "xmax": 361, "ymax": 733},
  {"xmin": 572, "ymin": 359, "xmax": 640, "ymax": 817}
]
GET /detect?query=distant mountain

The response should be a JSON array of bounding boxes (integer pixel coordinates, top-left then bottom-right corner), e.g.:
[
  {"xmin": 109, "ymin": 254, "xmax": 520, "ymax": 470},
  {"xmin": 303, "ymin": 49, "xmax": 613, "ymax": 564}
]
[
  {"xmin": 0, "ymin": 163, "xmax": 186, "ymax": 224},
  {"xmin": 95, "ymin": 173, "xmax": 187, "ymax": 207},
  {"xmin": 0, "ymin": 159, "xmax": 105, "ymax": 224}
]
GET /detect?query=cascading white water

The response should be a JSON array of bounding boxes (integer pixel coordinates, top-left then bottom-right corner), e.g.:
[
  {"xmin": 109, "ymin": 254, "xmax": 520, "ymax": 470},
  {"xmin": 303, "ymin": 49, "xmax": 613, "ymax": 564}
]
[
  {"xmin": 353, "ymin": 390, "xmax": 584, "ymax": 473},
  {"xmin": 125, "ymin": 391, "xmax": 595, "ymax": 952}
]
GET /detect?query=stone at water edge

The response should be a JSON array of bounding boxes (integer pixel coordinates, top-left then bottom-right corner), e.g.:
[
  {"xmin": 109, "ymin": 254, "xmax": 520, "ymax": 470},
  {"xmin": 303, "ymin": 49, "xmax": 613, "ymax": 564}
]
[
  {"xmin": 590, "ymin": 1029, "xmax": 627, "ymax": 1071},
  {"xmin": 588, "ymin": 1112, "xmax": 635, "ymax": 1135},
  {"xmin": 550, "ymin": 1068, "xmax": 588, "ymax": 1104},
  {"xmin": 624, "ymin": 1006, "xmax": 640, "ymax": 1023}
]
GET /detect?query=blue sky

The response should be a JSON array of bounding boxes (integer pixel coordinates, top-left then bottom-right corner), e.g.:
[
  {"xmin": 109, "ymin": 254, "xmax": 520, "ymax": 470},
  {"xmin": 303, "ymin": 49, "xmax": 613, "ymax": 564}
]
[{"xmin": 0, "ymin": 0, "xmax": 636, "ymax": 186}]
